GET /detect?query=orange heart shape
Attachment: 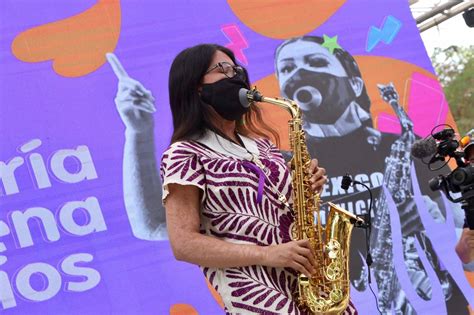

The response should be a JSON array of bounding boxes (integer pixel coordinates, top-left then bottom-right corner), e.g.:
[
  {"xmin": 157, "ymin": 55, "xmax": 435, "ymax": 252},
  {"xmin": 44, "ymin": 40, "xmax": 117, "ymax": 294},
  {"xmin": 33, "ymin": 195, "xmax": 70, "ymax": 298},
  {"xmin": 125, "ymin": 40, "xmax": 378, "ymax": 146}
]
[{"xmin": 11, "ymin": 0, "xmax": 121, "ymax": 77}]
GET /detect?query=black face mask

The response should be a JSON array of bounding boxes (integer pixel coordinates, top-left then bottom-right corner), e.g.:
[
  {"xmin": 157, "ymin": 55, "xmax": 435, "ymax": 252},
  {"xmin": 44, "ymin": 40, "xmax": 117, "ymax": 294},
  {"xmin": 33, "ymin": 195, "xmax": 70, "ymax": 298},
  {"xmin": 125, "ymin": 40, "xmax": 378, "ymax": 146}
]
[
  {"xmin": 200, "ymin": 76, "xmax": 250, "ymax": 121},
  {"xmin": 282, "ymin": 69, "xmax": 356, "ymax": 124}
]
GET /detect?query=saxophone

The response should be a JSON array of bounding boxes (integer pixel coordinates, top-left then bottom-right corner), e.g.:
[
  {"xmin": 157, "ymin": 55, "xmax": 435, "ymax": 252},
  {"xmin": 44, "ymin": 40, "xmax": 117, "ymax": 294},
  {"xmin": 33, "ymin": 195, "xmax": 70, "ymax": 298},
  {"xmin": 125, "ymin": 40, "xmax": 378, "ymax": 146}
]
[
  {"xmin": 369, "ymin": 83, "xmax": 417, "ymax": 312},
  {"xmin": 245, "ymin": 88, "xmax": 363, "ymax": 314}
]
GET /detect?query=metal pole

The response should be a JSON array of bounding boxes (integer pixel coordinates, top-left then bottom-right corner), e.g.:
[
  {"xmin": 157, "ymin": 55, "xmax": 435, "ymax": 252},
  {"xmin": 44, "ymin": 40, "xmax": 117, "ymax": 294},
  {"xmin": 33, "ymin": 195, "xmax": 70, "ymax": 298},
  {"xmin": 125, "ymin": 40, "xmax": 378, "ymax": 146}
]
[
  {"xmin": 416, "ymin": 0, "xmax": 462, "ymax": 24},
  {"xmin": 418, "ymin": 1, "xmax": 474, "ymax": 32}
]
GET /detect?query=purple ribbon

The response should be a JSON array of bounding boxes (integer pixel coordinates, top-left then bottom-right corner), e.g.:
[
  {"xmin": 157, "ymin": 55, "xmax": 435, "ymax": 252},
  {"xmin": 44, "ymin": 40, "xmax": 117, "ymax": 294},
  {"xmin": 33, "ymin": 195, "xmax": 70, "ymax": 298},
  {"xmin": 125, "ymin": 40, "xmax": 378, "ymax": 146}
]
[{"xmin": 242, "ymin": 161, "xmax": 265, "ymax": 203}]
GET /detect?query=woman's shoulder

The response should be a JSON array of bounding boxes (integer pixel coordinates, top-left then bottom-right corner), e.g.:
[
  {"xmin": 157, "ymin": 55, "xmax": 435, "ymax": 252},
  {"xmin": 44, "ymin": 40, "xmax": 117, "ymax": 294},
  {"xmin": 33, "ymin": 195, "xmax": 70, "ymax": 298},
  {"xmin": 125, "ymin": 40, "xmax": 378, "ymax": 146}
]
[
  {"xmin": 253, "ymin": 137, "xmax": 279, "ymax": 152},
  {"xmin": 249, "ymin": 137, "xmax": 285, "ymax": 161},
  {"xmin": 254, "ymin": 137, "xmax": 274, "ymax": 146},
  {"xmin": 161, "ymin": 140, "xmax": 206, "ymax": 160}
]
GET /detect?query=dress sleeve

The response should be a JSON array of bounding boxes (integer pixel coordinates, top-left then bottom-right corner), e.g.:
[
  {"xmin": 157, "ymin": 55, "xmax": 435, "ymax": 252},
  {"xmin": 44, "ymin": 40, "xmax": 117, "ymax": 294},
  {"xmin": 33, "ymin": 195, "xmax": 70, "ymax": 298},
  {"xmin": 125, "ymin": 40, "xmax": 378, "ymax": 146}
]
[{"xmin": 160, "ymin": 141, "xmax": 206, "ymax": 204}]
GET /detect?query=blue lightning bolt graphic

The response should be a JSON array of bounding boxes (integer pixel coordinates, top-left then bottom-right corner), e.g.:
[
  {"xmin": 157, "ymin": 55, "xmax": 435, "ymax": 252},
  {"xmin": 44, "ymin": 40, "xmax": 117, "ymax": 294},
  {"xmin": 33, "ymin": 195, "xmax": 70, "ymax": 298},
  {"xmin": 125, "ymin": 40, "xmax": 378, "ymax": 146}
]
[{"xmin": 366, "ymin": 15, "xmax": 402, "ymax": 52}]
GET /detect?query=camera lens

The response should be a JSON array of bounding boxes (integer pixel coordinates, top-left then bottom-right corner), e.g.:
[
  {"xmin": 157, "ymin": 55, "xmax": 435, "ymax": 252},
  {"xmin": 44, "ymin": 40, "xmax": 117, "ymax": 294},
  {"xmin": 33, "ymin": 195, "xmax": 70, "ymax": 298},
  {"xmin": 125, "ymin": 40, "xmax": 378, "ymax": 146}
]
[
  {"xmin": 451, "ymin": 168, "xmax": 467, "ymax": 186},
  {"xmin": 437, "ymin": 140, "xmax": 459, "ymax": 156}
]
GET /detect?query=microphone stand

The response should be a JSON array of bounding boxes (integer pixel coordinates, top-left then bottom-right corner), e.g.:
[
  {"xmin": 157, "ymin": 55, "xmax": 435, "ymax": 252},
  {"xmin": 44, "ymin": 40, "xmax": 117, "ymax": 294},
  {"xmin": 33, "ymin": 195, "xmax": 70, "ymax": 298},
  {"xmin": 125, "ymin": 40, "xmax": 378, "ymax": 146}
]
[{"xmin": 341, "ymin": 175, "xmax": 374, "ymax": 284}]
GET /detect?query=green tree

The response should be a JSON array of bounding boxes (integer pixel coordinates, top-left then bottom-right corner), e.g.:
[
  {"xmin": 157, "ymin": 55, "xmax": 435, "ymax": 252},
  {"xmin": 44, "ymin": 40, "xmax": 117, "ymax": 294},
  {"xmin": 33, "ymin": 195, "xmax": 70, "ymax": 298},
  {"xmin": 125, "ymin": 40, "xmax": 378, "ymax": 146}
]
[{"xmin": 431, "ymin": 45, "xmax": 474, "ymax": 136}]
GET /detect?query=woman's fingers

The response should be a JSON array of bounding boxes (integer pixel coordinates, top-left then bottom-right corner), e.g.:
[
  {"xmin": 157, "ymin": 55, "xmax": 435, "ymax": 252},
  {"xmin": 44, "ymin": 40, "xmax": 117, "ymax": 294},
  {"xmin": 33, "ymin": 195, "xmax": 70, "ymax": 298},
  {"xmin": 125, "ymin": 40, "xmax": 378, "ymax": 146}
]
[
  {"xmin": 291, "ymin": 261, "xmax": 313, "ymax": 279},
  {"xmin": 117, "ymin": 87, "xmax": 153, "ymax": 101},
  {"xmin": 310, "ymin": 167, "xmax": 326, "ymax": 182},
  {"xmin": 117, "ymin": 78, "xmax": 155, "ymax": 103},
  {"xmin": 312, "ymin": 176, "xmax": 328, "ymax": 191},
  {"xmin": 116, "ymin": 85, "xmax": 156, "ymax": 111},
  {"xmin": 107, "ymin": 52, "xmax": 155, "ymax": 104},
  {"xmin": 293, "ymin": 251, "xmax": 316, "ymax": 277},
  {"xmin": 106, "ymin": 52, "xmax": 129, "ymax": 79},
  {"xmin": 309, "ymin": 164, "xmax": 327, "ymax": 192},
  {"xmin": 120, "ymin": 77, "xmax": 154, "ymax": 97},
  {"xmin": 296, "ymin": 240, "xmax": 317, "ymax": 262},
  {"xmin": 131, "ymin": 90, "xmax": 155, "ymax": 102},
  {"xmin": 293, "ymin": 240, "xmax": 317, "ymax": 274},
  {"xmin": 136, "ymin": 99, "xmax": 156, "ymax": 113},
  {"xmin": 263, "ymin": 240, "xmax": 319, "ymax": 278},
  {"xmin": 296, "ymin": 246, "xmax": 317, "ymax": 267},
  {"xmin": 314, "ymin": 167, "xmax": 326, "ymax": 178},
  {"xmin": 308, "ymin": 159, "xmax": 318, "ymax": 174},
  {"xmin": 116, "ymin": 97, "xmax": 156, "ymax": 113},
  {"xmin": 107, "ymin": 53, "xmax": 156, "ymax": 130}
]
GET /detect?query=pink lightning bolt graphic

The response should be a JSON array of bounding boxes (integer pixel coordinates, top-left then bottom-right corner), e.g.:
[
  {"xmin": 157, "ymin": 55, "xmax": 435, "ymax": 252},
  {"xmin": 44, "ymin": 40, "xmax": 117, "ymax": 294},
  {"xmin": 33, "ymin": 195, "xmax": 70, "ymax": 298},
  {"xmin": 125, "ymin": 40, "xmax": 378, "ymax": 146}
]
[{"xmin": 221, "ymin": 24, "xmax": 249, "ymax": 65}]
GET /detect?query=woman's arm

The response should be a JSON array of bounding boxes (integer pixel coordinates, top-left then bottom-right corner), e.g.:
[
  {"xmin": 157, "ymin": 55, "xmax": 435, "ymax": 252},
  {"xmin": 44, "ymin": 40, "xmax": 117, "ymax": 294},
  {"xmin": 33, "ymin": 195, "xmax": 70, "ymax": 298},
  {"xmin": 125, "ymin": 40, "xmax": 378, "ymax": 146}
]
[
  {"xmin": 455, "ymin": 228, "xmax": 474, "ymax": 264},
  {"xmin": 107, "ymin": 53, "xmax": 166, "ymax": 240},
  {"xmin": 123, "ymin": 130, "xmax": 167, "ymax": 240},
  {"xmin": 165, "ymin": 183, "xmax": 317, "ymax": 277}
]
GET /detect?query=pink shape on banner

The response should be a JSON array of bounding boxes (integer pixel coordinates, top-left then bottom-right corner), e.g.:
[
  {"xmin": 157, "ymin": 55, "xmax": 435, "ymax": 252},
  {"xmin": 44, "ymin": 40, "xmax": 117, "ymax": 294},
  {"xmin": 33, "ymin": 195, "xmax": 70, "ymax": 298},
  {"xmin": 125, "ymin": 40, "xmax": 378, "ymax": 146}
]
[
  {"xmin": 377, "ymin": 112, "xmax": 402, "ymax": 134},
  {"xmin": 221, "ymin": 24, "xmax": 249, "ymax": 65},
  {"xmin": 408, "ymin": 72, "xmax": 450, "ymax": 137},
  {"xmin": 377, "ymin": 72, "xmax": 449, "ymax": 137}
]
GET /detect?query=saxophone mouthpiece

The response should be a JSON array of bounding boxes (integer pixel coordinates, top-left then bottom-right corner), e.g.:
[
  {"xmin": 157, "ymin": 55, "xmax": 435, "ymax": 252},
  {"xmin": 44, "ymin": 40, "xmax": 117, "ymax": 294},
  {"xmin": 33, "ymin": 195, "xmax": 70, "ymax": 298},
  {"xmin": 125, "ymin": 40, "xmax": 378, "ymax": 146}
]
[
  {"xmin": 239, "ymin": 88, "xmax": 250, "ymax": 108},
  {"xmin": 239, "ymin": 87, "xmax": 263, "ymax": 108},
  {"xmin": 248, "ymin": 87, "xmax": 263, "ymax": 102}
]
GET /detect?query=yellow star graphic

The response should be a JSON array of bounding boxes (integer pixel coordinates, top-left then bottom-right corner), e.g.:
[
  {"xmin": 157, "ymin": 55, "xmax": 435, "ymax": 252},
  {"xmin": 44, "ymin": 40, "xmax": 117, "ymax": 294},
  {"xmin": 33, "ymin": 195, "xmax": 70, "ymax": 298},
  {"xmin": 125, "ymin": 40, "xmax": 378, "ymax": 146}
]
[{"xmin": 321, "ymin": 34, "xmax": 342, "ymax": 54}]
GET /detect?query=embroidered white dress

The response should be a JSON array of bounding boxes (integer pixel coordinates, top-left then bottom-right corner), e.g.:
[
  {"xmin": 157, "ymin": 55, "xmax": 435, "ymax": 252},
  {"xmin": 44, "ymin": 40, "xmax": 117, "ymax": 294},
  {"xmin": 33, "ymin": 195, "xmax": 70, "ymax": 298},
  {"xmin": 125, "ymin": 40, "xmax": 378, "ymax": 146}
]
[{"xmin": 160, "ymin": 130, "xmax": 357, "ymax": 315}]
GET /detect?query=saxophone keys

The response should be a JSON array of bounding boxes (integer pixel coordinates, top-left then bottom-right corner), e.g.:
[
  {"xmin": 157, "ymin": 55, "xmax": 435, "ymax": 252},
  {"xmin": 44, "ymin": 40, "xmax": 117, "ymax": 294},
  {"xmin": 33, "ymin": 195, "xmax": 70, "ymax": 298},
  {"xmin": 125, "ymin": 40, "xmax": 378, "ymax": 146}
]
[
  {"xmin": 329, "ymin": 288, "xmax": 343, "ymax": 303},
  {"xmin": 325, "ymin": 261, "xmax": 343, "ymax": 281},
  {"xmin": 325, "ymin": 239, "xmax": 341, "ymax": 259},
  {"xmin": 328, "ymin": 251, "xmax": 337, "ymax": 260},
  {"xmin": 291, "ymin": 224, "xmax": 299, "ymax": 241},
  {"xmin": 313, "ymin": 299, "xmax": 326, "ymax": 313}
]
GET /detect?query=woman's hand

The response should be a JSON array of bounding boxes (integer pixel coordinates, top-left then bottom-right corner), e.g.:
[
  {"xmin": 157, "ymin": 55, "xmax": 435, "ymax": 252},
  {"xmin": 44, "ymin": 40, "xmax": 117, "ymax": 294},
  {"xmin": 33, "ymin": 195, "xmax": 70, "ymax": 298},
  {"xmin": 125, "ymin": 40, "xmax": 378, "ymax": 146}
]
[
  {"xmin": 286, "ymin": 158, "xmax": 327, "ymax": 193},
  {"xmin": 308, "ymin": 158, "xmax": 327, "ymax": 193},
  {"xmin": 261, "ymin": 240, "xmax": 317, "ymax": 278},
  {"xmin": 462, "ymin": 229, "xmax": 474, "ymax": 249},
  {"xmin": 457, "ymin": 228, "xmax": 474, "ymax": 263},
  {"xmin": 106, "ymin": 53, "xmax": 156, "ymax": 134}
]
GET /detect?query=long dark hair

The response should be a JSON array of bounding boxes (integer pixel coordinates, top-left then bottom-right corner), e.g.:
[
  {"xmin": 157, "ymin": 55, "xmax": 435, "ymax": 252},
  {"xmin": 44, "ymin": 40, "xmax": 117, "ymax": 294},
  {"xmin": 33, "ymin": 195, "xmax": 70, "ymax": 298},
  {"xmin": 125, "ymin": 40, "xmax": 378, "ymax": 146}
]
[
  {"xmin": 275, "ymin": 35, "xmax": 372, "ymax": 115},
  {"xmin": 168, "ymin": 43, "xmax": 280, "ymax": 146}
]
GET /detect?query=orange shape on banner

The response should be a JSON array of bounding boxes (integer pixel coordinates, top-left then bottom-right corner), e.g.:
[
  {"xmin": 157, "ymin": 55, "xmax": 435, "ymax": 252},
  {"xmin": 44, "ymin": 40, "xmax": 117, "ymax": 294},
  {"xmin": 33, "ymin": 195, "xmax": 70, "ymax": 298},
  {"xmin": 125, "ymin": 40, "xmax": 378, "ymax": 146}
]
[
  {"xmin": 467, "ymin": 269, "xmax": 474, "ymax": 315},
  {"xmin": 168, "ymin": 280, "xmax": 224, "ymax": 315},
  {"xmin": 227, "ymin": 0, "xmax": 346, "ymax": 39},
  {"xmin": 253, "ymin": 56, "xmax": 457, "ymax": 151},
  {"xmin": 205, "ymin": 279, "xmax": 225, "ymax": 309},
  {"xmin": 11, "ymin": 0, "xmax": 121, "ymax": 77},
  {"xmin": 169, "ymin": 304, "xmax": 199, "ymax": 315}
]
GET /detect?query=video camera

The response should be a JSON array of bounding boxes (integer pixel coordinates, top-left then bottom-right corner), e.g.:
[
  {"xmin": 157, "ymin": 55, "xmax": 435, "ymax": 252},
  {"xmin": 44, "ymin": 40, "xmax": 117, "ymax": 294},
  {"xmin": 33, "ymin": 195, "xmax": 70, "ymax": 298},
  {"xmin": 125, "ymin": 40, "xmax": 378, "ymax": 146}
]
[{"xmin": 412, "ymin": 127, "xmax": 474, "ymax": 229}]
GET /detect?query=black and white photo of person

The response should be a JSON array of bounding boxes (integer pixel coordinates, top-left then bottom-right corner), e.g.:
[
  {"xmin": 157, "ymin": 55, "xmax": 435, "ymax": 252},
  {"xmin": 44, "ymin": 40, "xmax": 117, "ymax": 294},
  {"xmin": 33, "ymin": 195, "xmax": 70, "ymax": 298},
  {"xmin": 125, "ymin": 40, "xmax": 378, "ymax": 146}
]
[
  {"xmin": 106, "ymin": 53, "xmax": 168, "ymax": 240},
  {"xmin": 274, "ymin": 35, "xmax": 468, "ymax": 314}
]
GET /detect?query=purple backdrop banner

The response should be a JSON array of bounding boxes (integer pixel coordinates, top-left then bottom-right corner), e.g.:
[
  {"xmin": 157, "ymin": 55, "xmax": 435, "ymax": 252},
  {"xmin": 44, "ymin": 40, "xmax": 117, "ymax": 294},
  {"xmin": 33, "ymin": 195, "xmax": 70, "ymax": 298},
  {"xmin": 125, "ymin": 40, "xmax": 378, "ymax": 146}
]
[{"xmin": 1, "ymin": 0, "xmax": 473, "ymax": 314}]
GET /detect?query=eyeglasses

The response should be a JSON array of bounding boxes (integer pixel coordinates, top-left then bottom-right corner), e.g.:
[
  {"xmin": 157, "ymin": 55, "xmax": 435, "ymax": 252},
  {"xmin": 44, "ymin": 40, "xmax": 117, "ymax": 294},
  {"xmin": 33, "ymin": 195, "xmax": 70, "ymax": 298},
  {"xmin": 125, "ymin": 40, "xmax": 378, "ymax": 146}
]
[{"xmin": 205, "ymin": 62, "xmax": 244, "ymax": 79}]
